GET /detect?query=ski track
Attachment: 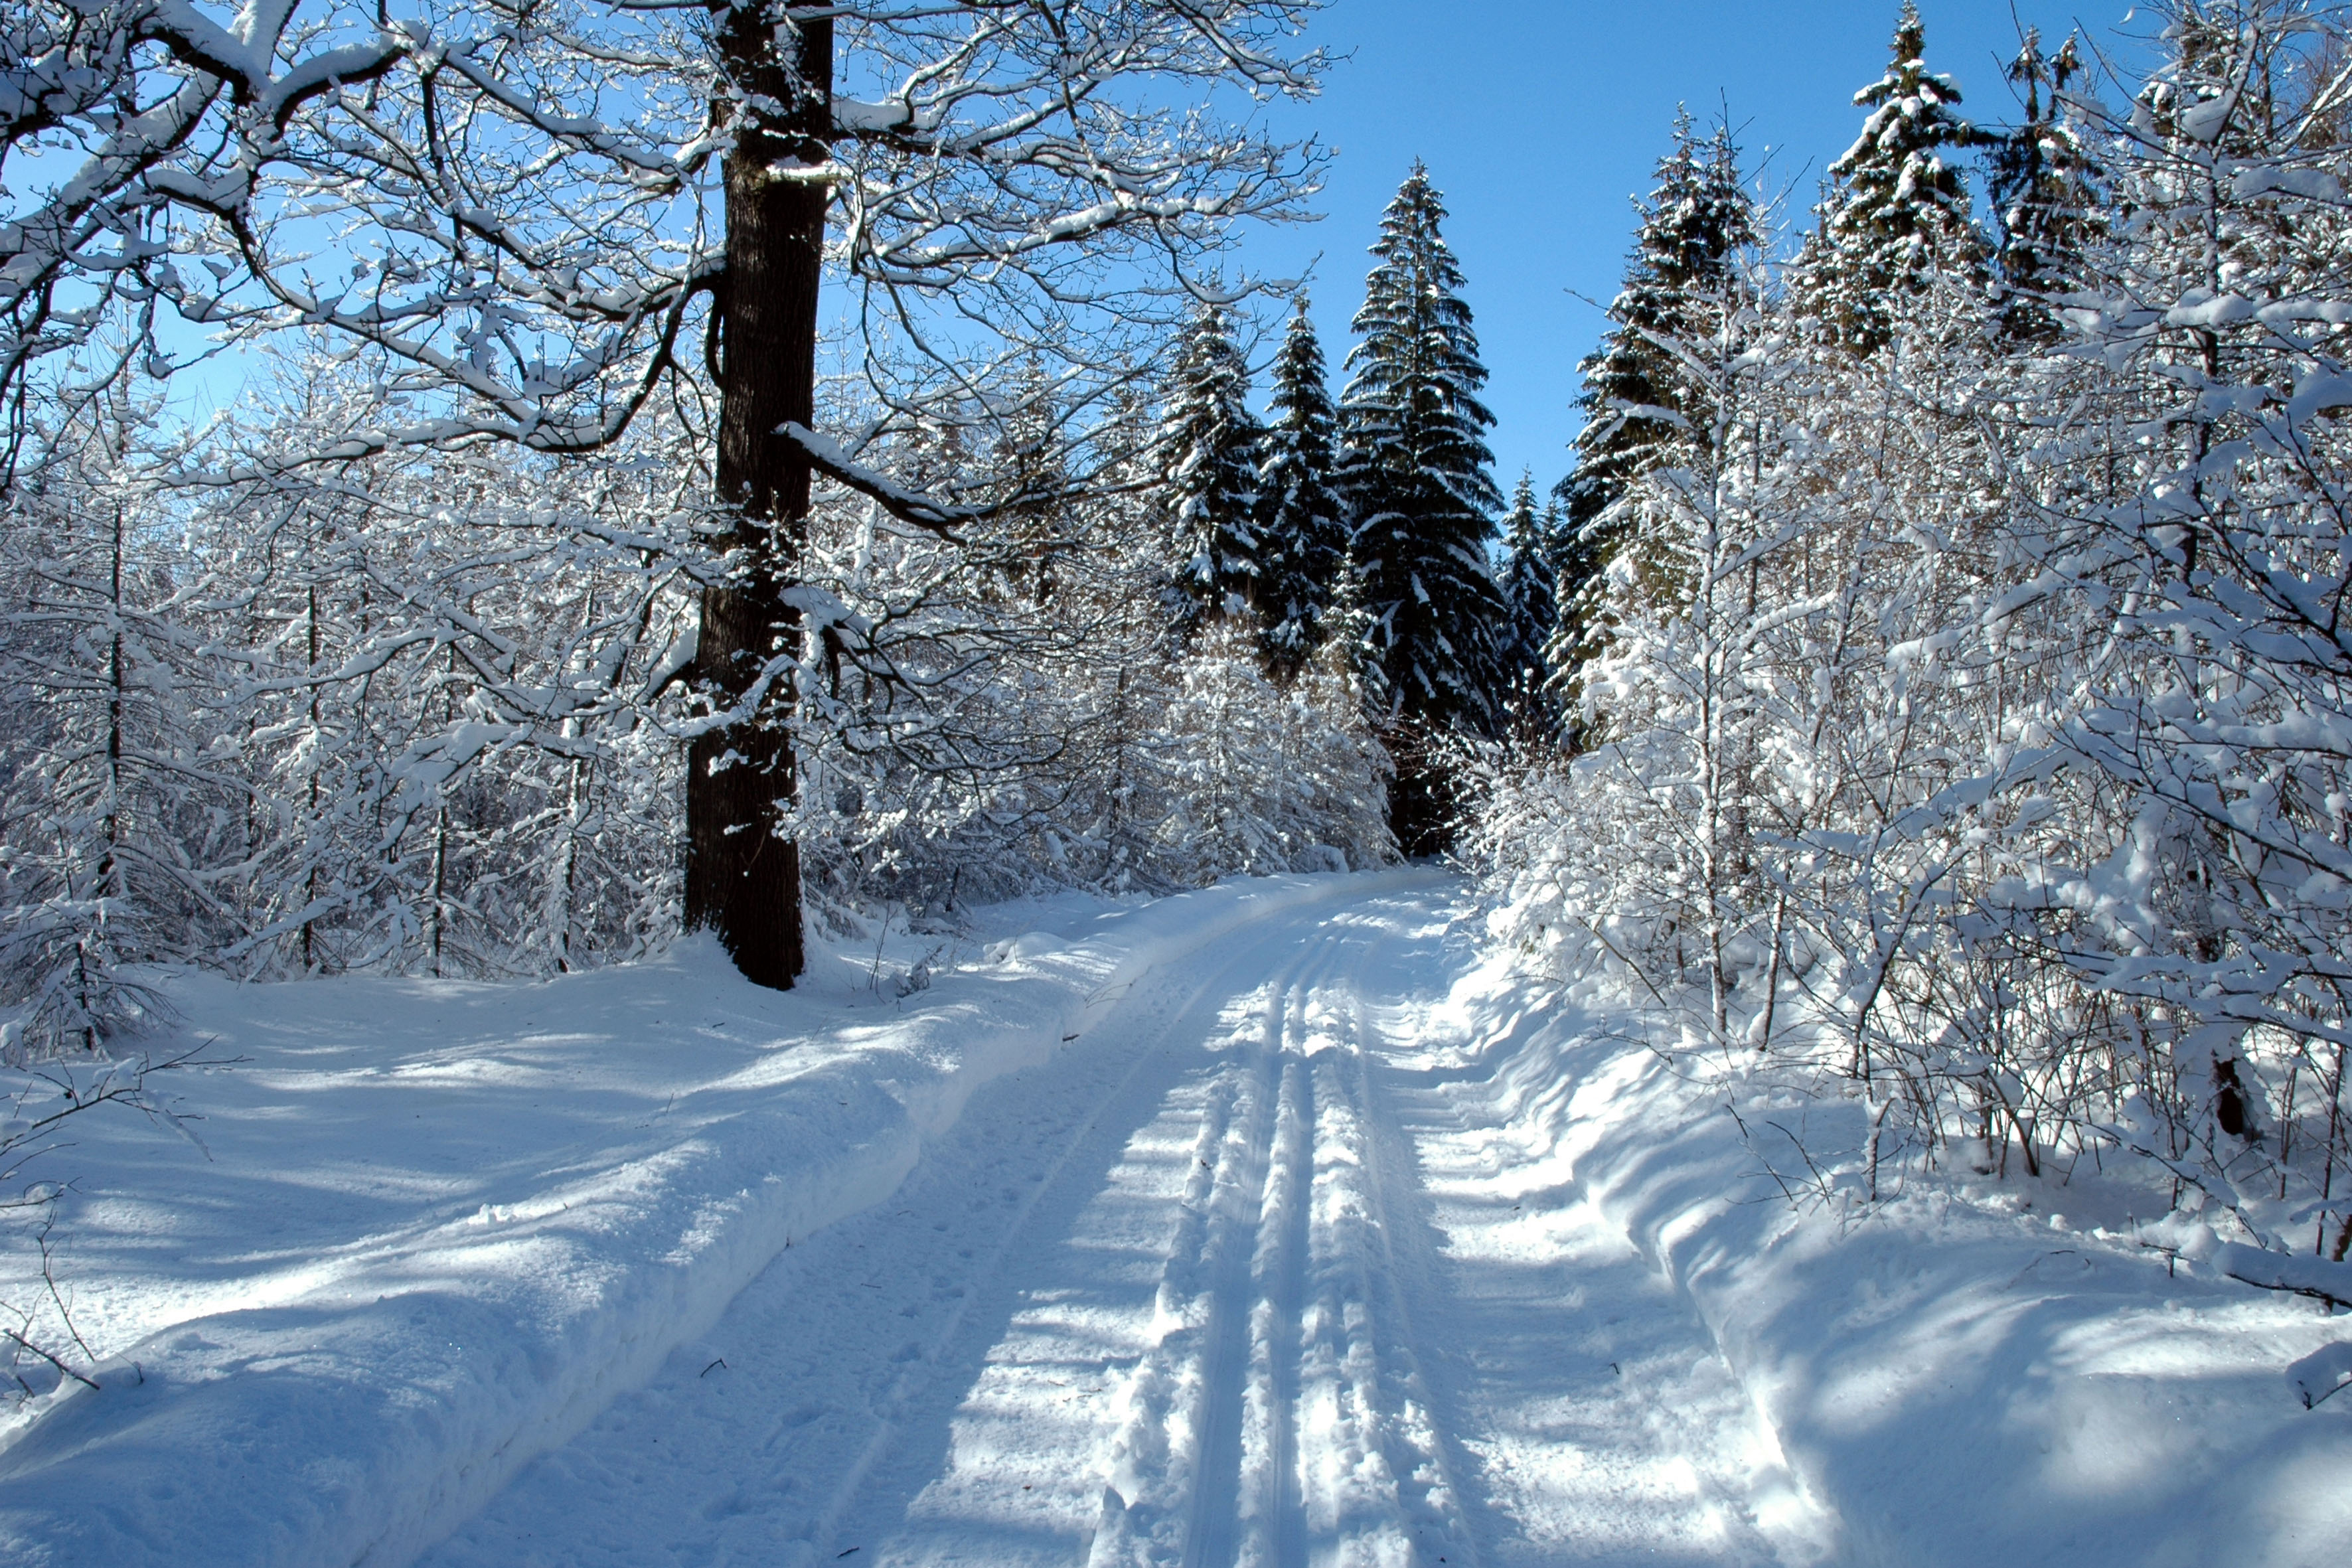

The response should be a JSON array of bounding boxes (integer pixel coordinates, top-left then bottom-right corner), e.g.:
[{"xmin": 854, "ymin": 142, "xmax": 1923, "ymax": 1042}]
[{"xmin": 419, "ymin": 884, "xmax": 1796, "ymax": 1568}]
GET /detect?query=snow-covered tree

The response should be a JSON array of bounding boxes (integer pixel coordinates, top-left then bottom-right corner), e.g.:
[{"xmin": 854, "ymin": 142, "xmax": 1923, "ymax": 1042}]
[
  {"xmin": 1494, "ymin": 473, "xmax": 1558, "ymax": 728},
  {"xmin": 1161, "ymin": 299, "xmax": 1267, "ymax": 639},
  {"xmin": 1560, "ymin": 113, "xmax": 1756, "ymax": 540},
  {"xmin": 1148, "ymin": 620, "xmax": 1393, "ymax": 883},
  {"xmin": 0, "ymin": 390, "xmax": 204, "ymax": 1054},
  {"xmin": 776, "ymin": 366, "xmax": 1397, "ymax": 912},
  {"xmin": 1553, "ymin": 112, "xmax": 1756, "ymax": 702},
  {"xmin": 1988, "ymin": 29, "xmax": 2104, "ymax": 343},
  {"xmin": 2019, "ymin": 0, "xmax": 2352, "ymax": 1232},
  {"xmin": 1793, "ymin": 2, "xmax": 1989, "ymax": 354},
  {"xmin": 1474, "ymin": 0, "xmax": 2352, "ymax": 1259},
  {"xmin": 1338, "ymin": 163, "xmax": 1507, "ymax": 849},
  {"xmin": 1, "ymin": 0, "xmax": 1334, "ymax": 990},
  {"xmin": 1256, "ymin": 301, "xmax": 1348, "ymax": 678},
  {"xmin": 0, "ymin": 347, "xmax": 711, "ymax": 1036},
  {"xmin": 1316, "ymin": 548, "xmax": 1390, "ymax": 722},
  {"xmin": 980, "ymin": 361, "xmax": 1077, "ymax": 609}
]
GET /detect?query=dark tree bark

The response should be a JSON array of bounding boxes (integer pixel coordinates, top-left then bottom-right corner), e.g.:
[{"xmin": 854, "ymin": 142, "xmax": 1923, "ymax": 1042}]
[{"xmin": 686, "ymin": 3, "xmax": 832, "ymax": 988}]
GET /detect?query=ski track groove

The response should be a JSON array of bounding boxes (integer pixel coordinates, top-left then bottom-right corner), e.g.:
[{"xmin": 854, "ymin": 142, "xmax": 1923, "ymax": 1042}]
[
  {"xmin": 800, "ymin": 915, "xmax": 1326, "ymax": 1568},
  {"xmin": 786, "ymin": 931, "xmax": 1285, "ymax": 1565},
  {"xmin": 1235, "ymin": 1050, "xmax": 1308, "ymax": 1568},
  {"xmin": 421, "ymin": 884, "xmax": 1792, "ymax": 1568}
]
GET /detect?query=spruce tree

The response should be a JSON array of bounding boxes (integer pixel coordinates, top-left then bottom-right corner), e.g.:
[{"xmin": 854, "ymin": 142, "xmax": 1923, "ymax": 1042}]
[
  {"xmin": 1160, "ymin": 298, "xmax": 1266, "ymax": 639},
  {"xmin": 1990, "ymin": 29, "xmax": 2102, "ymax": 344},
  {"xmin": 1255, "ymin": 300, "xmax": 1348, "ymax": 678},
  {"xmin": 1338, "ymin": 163, "xmax": 1506, "ymax": 850},
  {"xmin": 1562, "ymin": 114, "xmax": 1754, "ymax": 544},
  {"xmin": 1317, "ymin": 548, "xmax": 1390, "ymax": 722},
  {"xmin": 1794, "ymin": 2, "xmax": 1988, "ymax": 355},
  {"xmin": 1551, "ymin": 113, "xmax": 1754, "ymax": 712},
  {"xmin": 1496, "ymin": 471, "xmax": 1559, "ymax": 727}
]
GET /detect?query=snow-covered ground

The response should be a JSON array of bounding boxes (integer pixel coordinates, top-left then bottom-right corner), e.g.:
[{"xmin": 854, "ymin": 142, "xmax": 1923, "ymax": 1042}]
[{"xmin": 3, "ymin": 874, "xmax": 2347, "ymax": 1565}]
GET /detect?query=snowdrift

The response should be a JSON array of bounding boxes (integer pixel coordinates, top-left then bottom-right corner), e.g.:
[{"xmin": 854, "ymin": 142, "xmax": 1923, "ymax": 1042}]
[
  {"xmin": 0, "ymin": 872, "xmax": 1417, "ymax": 1568},
  {"xmin": 1442, "ymin": 958, "xmax": 2352, "ymax": 1567}
]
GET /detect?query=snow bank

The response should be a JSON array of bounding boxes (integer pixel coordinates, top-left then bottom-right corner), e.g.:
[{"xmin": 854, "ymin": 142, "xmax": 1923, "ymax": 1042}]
[
  {"xmin": 0, "ymin": 872, "xmax": 1417, "ymax": 1568},
  {"xmin": 1441, "ymin": 959, "xmax": 2352, "ymax": 1567}
]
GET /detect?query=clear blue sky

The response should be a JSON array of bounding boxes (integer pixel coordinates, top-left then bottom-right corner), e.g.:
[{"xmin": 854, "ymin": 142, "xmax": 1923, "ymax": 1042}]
[{"xmin": 1250, "ymin": 0, "xmax": 2142, "ymax": 494}]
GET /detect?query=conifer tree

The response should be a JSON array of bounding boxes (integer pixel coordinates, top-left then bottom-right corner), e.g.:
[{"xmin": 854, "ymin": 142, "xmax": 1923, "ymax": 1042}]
[
  {"xmin": 1314, "ymin": 548, "xmax": 1391, "ymax": 724},
  {"xmin": 1794, "ymin": 2, "xmax": 1989, "ymax": 354},
  {"xmin": 1161, "ymin": 299, "xmax": 1267, "ymax": 639},
  {"xmin": 1496, "ymin": 471, "xmax": 1559, "ymax": 727},
  {"xmin": 1256, "ymin": 300, "xmax": 1348, "ymax": 678},
  {"xmin": 1338, "ymin": 163, "xmax": 1506, "ymax": 849},
  {"xmin": 2136, "ymin": 3, "xmax": 2255, "ymax": 147},
  {"xmin": 1990, "ymin": 29, "xmax": 2102, "ymax": 343},
  {"xmin": 1551, "ymin": 113, "xmax": 1755, "ymax": 708},
  {"xmin": 1561, "ymin": 114, "xmax": 1754, "ymax": 541}
]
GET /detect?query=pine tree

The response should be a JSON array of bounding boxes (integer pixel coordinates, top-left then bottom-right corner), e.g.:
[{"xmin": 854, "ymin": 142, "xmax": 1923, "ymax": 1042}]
[
  {"xmin": 1562, "ymin": 114, "xmax": 1755, "ymax": 543},
  {"xmin": 1338, "ymin": 163, "xmax": 1507, "ymax": 850},
  {"xmin": 1495, "ymin": 471, "xmax": 1559, "ymax": 727},
  {"xmin": 1989, "ymin": 29, "xmax": 2102, "ymax": 344},
  {"xmin": 1794, "ymin": 2, "xmax": 1989, "ymax": 355},
  {"xmin": 1317, "ymin": 548, "xmax": 1390, "ymax": 722},
  {"xmin": 1552, "ymin": 112, "xmax": 1755, "ymax": 714},
  {"xmin": 1255, "ymin": 300, "xmax": 1348, "ymax": 678},
  {"xmin": 1160, "ymin": 298, "xmax": 1267, "ymax": 640}
]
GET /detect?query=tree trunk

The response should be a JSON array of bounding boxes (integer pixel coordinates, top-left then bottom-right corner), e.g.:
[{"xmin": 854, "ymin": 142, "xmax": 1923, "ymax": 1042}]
[{"xmin": 686, "ymin": 3, "xmax": 831, "ymax": 988}]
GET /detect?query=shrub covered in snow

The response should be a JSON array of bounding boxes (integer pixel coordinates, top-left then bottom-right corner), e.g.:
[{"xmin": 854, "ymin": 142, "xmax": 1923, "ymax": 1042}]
[
  {"xmin": 1475, "ymin": 2, "xmax": 2352, "ymax": 1266},
  {"xmin": 0, "ymin": 354, "xmax": 1397, "ymax": 1036}
]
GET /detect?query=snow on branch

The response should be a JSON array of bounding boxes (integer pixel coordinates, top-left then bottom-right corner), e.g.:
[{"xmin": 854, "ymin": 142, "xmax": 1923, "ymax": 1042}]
[{"xmin": 6, "ymin": 1, "xmax": 1328, "ymax": 473}]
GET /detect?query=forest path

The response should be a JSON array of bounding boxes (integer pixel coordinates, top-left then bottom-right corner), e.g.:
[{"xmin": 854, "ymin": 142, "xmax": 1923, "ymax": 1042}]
[{"xmin": 418, "ymin": 881, "xmax": 1791, "ymax": 1568}]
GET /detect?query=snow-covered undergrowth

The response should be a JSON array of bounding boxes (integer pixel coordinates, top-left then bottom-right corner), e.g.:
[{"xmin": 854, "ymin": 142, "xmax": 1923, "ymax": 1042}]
[
  {"xmin": 0, "ymin": 874, "xmax": 1395, "ymax": 1568},
  {"xmin": 1436, "ymin": 954, "xmax": 2352, "ymax": 1567}
]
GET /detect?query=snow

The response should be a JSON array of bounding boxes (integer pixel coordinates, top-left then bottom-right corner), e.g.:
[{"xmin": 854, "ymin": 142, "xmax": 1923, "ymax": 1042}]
[
  {"xmin": 0, "ymin": 873, "xmax": 1415, "ymax": 1567},
  {"xmin": 1427, "ymin": 953, "xmax": 2352, "ymax": 1568},
  {"xmin": 4, "ymin": 875, "xmax": 2347, "ymax": 1566},
  {"xmin": 779, "ymin": 422, "xmax": 980, "ymax": 535}
]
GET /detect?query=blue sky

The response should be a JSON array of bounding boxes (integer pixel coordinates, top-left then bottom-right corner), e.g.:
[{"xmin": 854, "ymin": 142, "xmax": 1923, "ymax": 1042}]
[
  {"xmin": 1251, "ymin": 0, "xmax": 2145, "ymax": 493},
  {"xmin": 149, "ymin": 1, "xmax": 2146, "ymax": 482}
]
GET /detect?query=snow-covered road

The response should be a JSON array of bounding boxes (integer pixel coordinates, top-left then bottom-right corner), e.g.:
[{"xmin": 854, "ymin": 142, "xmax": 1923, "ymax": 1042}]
[
  {"xmin": 416, "ymin": 880, "xmax": 1785, "ymax": 1568},
  {"xmin": 11, "ymin": 875, "xmax": 2341, "ymax": 1566}
]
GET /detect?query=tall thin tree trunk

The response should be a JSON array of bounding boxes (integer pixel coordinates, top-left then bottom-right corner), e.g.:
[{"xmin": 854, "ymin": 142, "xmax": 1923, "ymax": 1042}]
[
  {"xmin": 101, "ymin": 502, "xmax": 125, "ymax": 907},
  {"xmin": 86, "ymin": 497, "xmax": 129, "ymax": 1050},
  {"xmin": 1755, "ymin": 886, "xmax": 1789, "ymax": 1051},
  {"xmin": 2323, "ymin": 1039, "xmax": 2347, "ymax": 1255},
  {"xmin": 428, "ymin": 640, "xmax": 458, "ymax": 977},
  {"xmin": 303, "ymin": 578, "xmax": 321, "ymax": 971},
  {"xmin": 550, "ymin": 588, "xmax": 599, "ymax": 974},
  {"xmin": 428, "ymin": 803, "xmax": 450, "ymax": 977},
  {"xmin": 686, "ymin": 2, "xmax": 830, "ymax": 989}
]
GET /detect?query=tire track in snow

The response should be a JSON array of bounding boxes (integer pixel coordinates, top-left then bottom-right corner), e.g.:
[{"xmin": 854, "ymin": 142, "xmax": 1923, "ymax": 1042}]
[
  {"xmin": 1085, "ymin": 896, "xmax": 1478, "ymax": 1568},
  {"xmin": 419, "ymin": 895, "xmax": 1364, "ymax": 1568},
  {"xmin": 1233, "ymin": 1049, "xmax": 1308, "ymax": 1568},
  {"xmin": 1334, "ymin": 958, "xmax": 1486, "ymax": 1568},
  {"xmin": 428, "ymin": 880, "xmax": 1796, "ymax": 1568},
  {"xmin": 817, "ymin": 903, "xmax": 1358, "ymax": 1555},
  {"xmin": 766, "ymin": 912, "xmax": 1352, "ymax": 1568},
  {"xmin": 1369, "ymin": 922, "xmax": 1818, "ymax": 1567},
  {"xmin": 1085, "ymin": 924, "xmax": 1342, "ymax": 1568},
  {"xmin": 1281, "ymin": 928, "xmax": 1480, "ymax": 1568},
  {"xmin": 786, "ymin": 902, "xmax": 1446, "ymax": 1568}
]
